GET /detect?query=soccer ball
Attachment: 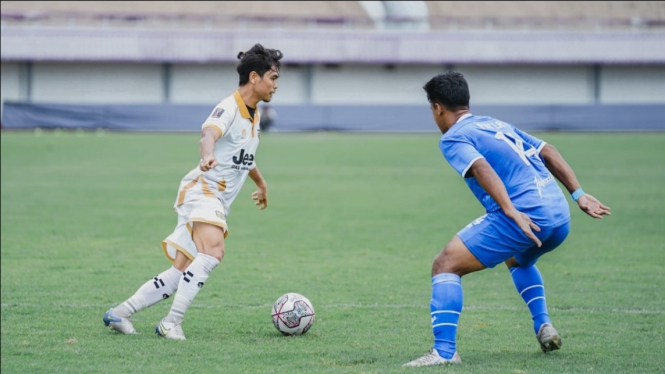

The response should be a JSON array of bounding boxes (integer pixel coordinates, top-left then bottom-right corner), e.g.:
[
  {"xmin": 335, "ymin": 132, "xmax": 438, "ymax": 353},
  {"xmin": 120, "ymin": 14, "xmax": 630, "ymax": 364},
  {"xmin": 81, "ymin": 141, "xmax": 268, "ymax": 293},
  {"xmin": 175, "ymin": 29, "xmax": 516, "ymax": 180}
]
[{"xmin": 271, "ymin": 293, "xmax": 315, "ymax": 336}]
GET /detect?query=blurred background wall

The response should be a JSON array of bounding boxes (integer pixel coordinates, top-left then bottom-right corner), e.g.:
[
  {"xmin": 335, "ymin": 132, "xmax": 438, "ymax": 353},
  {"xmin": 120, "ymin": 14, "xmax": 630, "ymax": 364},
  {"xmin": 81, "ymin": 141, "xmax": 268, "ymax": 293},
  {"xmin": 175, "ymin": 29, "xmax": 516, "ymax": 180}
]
[{"xmin": 1, "ymin": 1, "xmax": 664, "ymax": 131}]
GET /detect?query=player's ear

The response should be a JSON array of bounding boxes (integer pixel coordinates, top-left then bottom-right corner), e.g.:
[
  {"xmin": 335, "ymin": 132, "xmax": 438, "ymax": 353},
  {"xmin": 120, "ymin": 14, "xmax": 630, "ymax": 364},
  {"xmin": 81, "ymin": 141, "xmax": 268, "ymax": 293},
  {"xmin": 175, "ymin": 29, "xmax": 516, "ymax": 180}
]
[
  {"xmin": 432, "ymin": 102, "xmax": 444, "ymax": 116},
  {"xmin": 250, "ymin": 71, "xmax": 260, "ymax": 84}
]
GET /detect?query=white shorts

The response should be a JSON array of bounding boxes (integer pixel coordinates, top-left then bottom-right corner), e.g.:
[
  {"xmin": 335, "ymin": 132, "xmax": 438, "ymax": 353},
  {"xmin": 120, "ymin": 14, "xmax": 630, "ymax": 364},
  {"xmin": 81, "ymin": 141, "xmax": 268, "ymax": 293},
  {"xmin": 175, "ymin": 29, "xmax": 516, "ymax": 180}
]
[{"xmin": 161, "ymin": 198, "xmax": 229, "ymax": 263}]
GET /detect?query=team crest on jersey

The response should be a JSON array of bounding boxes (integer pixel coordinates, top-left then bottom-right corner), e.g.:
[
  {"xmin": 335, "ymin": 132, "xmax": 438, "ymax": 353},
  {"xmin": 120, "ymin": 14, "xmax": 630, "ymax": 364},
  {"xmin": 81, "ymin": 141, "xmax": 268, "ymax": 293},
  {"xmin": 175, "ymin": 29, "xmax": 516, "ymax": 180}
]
[
  {"xmin": 216, "ymin": 211, "xmax": 224, "ymax": 219},
  {"xmin": 241, "ymin": 128, "xmax": 247, "ymax": 138},
  {"xmin": 211, "ymin": 108, "xmax": 224, "ymax": 118}
]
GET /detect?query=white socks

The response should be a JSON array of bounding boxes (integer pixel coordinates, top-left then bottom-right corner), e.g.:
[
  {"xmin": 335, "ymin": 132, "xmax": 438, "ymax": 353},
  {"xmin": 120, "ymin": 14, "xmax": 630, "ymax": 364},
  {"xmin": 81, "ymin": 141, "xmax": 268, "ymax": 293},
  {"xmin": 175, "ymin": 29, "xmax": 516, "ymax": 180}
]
[
  {"xmin": 165, "ymin": 253, "xmax": 220, "ymax": 324},
  {"xmin": 114, "ymin": 266, "xmax": 182, "ymax": 318}
]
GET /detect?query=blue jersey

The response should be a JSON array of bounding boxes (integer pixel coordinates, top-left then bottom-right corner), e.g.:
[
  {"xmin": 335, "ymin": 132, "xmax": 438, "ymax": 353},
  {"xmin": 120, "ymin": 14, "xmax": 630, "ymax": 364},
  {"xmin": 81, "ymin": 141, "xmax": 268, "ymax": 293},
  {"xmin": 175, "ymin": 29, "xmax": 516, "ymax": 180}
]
[{"xmin": 440, "ymin": 115, "xmax": 570, "ymax": 228}]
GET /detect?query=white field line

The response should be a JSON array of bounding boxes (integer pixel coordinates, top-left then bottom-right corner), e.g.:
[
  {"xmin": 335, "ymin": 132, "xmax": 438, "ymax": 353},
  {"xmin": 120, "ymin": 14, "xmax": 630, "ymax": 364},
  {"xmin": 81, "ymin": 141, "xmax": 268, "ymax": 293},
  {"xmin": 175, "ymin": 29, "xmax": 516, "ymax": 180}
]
[{"xmin": 1, "ymin": 302, "xmax": 663, "ymax": 315}]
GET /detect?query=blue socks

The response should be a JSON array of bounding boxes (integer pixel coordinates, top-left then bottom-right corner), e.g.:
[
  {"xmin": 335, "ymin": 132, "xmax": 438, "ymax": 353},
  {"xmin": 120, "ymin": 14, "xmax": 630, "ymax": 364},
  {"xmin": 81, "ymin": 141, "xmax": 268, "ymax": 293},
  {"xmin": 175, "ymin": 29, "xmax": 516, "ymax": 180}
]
[
  {"xmin": 429, "ymin": 266, "xmax": 550, "ymax": 358},
  {"xmin": 510, "ymin": 265, "xmax": 551, "ymax": 334},
  {"xmin": 430, "ymin": 273, "xmax": 463, "ymax": 359}
]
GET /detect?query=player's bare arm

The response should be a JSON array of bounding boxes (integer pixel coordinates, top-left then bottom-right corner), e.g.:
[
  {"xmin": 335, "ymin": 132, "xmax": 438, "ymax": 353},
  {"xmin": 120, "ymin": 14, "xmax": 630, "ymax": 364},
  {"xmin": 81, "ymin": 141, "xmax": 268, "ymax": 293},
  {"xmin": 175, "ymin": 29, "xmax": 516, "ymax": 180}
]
[
  {"xmin": 249, "ymin": 167, "xmax": 268, "ymax": 210},
  {"xmin": 540, "ymin": 144, "xmax": 611, "ymax": 219},
  {"xmin": 199, "ymin": 127, "xmax": 221, "ymax": 171},
  {"xmin": 469, "ymin": 159, "xmax": 542, "ymax": 247}
]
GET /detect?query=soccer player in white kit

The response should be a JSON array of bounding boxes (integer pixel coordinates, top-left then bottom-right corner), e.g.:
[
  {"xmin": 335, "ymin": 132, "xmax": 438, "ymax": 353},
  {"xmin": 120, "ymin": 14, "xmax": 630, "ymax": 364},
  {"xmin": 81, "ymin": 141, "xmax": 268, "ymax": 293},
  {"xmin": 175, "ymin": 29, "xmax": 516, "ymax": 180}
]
[{"xmin": 103, "ymin": 43, "xmax": 283, "ymax": 340}]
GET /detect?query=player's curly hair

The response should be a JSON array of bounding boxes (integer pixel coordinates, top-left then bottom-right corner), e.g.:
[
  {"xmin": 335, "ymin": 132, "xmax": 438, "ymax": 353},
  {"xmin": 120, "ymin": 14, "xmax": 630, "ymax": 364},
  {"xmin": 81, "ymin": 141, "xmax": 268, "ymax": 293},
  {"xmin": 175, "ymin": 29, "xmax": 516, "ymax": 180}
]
[
  {"xmin": 423, "ymin": 71, "xmax": 470, "ymax": 111},
  {"xmin": 236, "ymin": 43, "xmax": 284, "ymax": 86}
]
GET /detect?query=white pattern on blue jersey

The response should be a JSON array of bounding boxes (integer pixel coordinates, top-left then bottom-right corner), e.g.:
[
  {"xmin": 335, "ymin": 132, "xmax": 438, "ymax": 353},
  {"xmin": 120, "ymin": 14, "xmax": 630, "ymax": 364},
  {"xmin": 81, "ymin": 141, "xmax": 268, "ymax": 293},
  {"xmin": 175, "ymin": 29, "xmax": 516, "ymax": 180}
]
[{"xmin": 440, "ymin": 115, "xmax": 569, "ymax": 227}]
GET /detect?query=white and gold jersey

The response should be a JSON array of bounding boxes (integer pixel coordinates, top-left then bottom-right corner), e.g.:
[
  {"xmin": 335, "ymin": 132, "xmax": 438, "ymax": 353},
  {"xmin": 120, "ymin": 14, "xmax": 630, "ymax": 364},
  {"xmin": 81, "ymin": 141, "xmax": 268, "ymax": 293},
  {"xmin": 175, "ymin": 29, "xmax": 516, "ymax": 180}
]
[{"xmin": 173, "ymin": 90, "xmax": 261, "ymax": 215}]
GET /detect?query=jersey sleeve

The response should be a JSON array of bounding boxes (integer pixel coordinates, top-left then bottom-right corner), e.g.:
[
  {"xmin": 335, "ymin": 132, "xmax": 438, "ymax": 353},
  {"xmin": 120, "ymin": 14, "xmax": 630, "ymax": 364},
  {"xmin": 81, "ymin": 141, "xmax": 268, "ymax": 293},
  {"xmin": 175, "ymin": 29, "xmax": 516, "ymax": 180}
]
[
  {"xmin": 513, "ymin": 126, "xmax": 546, "ymax": 152},
  {"xmin": 202, "ymin": 105, "xmax": 233, "ymax": 138},
  {"xmin": 440, "ymin": 134, "xmax": 484, "ymax": 178}
]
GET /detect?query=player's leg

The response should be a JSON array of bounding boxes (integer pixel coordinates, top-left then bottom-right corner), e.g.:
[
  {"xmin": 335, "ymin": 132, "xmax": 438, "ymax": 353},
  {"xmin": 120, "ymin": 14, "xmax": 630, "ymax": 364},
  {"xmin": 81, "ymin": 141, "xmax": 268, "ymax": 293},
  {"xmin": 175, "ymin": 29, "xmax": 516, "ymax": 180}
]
[
  {"xmin": 103, "ymin": 213, "xmax": 196, "ymax": 335},
  {"xmin": 506, "ymin": 259, "xmax": 558, "ymax": 352},
  {"xmin": 405, "ymin": 212, "xmax": 540, "ymax": 366},
  {"xmin": 103, "ymin": 252, "xmax": 190, "ymax": 335},
  {"xmin": 431, "ymin": 236, "xmax": 486, "ymax": 357},
  {"xmin": 403, "ymin": 235, "xmax": 484, "ymax": 367},
  {"xmin": 506, "ymin": 221, "xmax": 570, "ymax": 352},
  {"xmin": 505, "ymin": 258, "xmax": 551, "ymax": 336},
  {"xmin": 157, "ymin": 222, "xmax": 224, "ymax": 340}
]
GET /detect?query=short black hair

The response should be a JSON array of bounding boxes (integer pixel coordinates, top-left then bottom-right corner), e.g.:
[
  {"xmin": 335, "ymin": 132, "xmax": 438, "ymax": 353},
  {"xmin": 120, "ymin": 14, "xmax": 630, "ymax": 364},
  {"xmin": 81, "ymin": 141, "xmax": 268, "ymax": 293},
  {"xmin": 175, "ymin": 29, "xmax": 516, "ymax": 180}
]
[
  {"xmin": 423, "ymin": 71, "xmax": 470, "ymax": 111},
  {"xmin": 236, "ymin": 43, "xmax": 284, "ymax": 86}
]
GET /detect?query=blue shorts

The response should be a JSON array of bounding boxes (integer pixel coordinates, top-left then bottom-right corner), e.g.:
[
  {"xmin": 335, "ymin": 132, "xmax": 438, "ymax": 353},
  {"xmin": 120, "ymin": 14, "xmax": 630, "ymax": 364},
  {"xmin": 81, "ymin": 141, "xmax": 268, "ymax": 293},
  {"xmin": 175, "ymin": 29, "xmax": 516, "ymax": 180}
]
[{"xmin": 457, "ymin": 211, "xmax": 570, "ymax": 268}]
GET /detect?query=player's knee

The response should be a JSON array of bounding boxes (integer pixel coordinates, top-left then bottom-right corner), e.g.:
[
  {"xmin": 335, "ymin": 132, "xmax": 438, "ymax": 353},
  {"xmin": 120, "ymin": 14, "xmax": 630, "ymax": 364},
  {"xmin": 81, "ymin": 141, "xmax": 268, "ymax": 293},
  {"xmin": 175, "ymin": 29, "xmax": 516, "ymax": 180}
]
[
  {"xmin": 194, "ymin": 240, "xmax": 225, "ymax": 261},
  {"xmin": 517, "ymin": 258, "xmax": 536, "ymax": 268},
  {"xmin": 432, "ymin": 238, "xmax": 481, "ymax": 276},
  {"xmin": 431, "ymin": 258, "xmax": 445, "ymax": 276},
  {"xmin": 505, "ymin": 257, "xmax": 521, "ymax": 268},
  {"xmin": 192, "ymin": 223, "xmax": 226, "ymax": 261},
  {"xmin": 173, "ymin": 254, "xmax": 192, "ymax": 272},
  {"xmin": 205, "ymin": 244, "xmax": 225, "ymax": 262},
  {"xmin": 432, "ymin": 247, "xmax": 454, "ymax": 275}
]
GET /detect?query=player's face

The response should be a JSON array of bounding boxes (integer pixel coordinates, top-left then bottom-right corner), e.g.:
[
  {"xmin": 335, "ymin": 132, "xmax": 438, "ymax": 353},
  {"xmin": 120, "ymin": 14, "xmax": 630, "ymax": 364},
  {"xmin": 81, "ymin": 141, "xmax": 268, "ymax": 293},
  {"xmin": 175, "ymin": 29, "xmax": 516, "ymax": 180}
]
[{"xmin": 255, "ymin": 67, "xmax": 280, "ymax": 103}]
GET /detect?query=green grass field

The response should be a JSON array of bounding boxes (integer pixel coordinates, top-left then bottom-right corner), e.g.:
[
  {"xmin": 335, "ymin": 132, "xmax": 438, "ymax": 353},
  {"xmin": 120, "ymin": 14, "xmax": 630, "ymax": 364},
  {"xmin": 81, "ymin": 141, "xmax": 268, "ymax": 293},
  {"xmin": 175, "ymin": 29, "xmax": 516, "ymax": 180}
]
[{"xmin": 2, "ymin": 130, "xmax": 664, "ymax": 373}]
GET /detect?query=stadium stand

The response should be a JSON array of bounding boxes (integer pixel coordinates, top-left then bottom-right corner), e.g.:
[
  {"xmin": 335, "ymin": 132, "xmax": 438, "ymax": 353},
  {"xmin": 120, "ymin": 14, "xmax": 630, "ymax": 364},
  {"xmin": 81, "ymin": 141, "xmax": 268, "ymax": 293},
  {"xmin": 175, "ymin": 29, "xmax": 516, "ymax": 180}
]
[
  {"xmin": 0, "ymin": 1, "xmax": 372, "ymax": 30},
  {"xmin": 1, "ymin": 1, "xmax": 664, "ymax": 131},
  {"xmin": 0, "ymin": 1, "xmax": 367, "ymax": 17},
  {"xmin": 3, "ymin": 1, "xmax": 664, "ymax": 32},
  {"xmin": 426, "ymin": 1, "xmax": 665, "ymax": 32},
  {"xmin": 426, "ymin": 1, "xmax": 665, "ymax": 19}
]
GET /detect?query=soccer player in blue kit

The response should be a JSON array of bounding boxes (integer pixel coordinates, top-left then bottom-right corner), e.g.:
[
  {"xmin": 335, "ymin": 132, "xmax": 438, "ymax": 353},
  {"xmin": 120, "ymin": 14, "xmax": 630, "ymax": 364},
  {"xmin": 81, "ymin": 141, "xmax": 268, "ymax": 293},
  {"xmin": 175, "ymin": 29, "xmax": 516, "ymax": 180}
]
[{"xmin": 404, "ymin": 72, "xmax": 611, "ymax": 367}]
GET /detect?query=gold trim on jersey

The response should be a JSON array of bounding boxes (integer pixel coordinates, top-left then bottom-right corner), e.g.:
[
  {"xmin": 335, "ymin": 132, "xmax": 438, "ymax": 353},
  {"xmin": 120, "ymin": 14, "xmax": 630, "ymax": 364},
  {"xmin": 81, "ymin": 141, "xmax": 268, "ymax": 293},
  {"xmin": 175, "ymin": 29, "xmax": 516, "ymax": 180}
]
[
  {"xmin": 202, "ymin": 124, "xmax": 223, "ymax": 138},
  {"xmin": 217, "ymin": 179, "xmax": 227, "ymax": 192},
  {"xmin": 177, "ymin": 176, "xmax": 200, "ymax": 206},
  {"xmin": 234, "ymin": 90, "xmax": 251, "ymax": 119},
  {"xmin": 161, "ymin": 239, "xmax": 195, "ymax": 263},
  {"xmin": 177, "ymin": 174, "xmax": 216, "ymax": 206},
  {"xmin": 233, "ymin": 90, "xmax": 260, "ymax": 138},
  {"xmin": 200, "ymin": 176, "xmax": 215, "ymax": 198}
]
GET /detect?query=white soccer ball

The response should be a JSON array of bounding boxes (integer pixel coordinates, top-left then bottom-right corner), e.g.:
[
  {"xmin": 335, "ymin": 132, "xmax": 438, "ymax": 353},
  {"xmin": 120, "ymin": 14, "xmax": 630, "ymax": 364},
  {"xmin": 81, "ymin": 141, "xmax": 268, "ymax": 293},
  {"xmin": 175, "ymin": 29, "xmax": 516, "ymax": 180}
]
[{"xmin": 271, "ymin": 293, "xmax": 315, "ymax": 336}]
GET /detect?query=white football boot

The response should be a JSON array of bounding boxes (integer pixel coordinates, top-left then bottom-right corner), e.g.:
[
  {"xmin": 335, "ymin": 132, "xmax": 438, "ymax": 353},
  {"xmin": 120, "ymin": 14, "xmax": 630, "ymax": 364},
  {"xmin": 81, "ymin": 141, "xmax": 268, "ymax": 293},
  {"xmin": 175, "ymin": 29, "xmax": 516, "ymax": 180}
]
[
  {"xmin": 536, "ymin": 323, "xmax": 562, "ymax": 353},
  {"xmin": 103, "ymin": 308, "xmax": 137, "ymax": 334},
  {"xmin": 156, "ymin": 317, "xmax": 187, "ymax": 341},
  {"xmin": 403, "ymin": 349, "xmax": 461, "ymax": 367}
]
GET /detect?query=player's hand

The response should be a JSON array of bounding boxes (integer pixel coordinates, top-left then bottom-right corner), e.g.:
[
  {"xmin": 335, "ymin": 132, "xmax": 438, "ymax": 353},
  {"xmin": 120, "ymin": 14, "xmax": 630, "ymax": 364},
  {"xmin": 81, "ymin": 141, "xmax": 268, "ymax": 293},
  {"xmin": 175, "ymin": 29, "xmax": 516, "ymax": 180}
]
[
  {"xmin": 508, "ymin": 210, "xmax": 542, "ymax": 247},
  {"xmin": 199, "ymin": 156, "xmax": 218, "ymax": 172},
  {"xmin": 577, "ymin": 194, "xmax": 611, "ymax": 219},
  {"xmin": 252, "ymin": 187, "xmax": 268, "ymax": 210}
]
